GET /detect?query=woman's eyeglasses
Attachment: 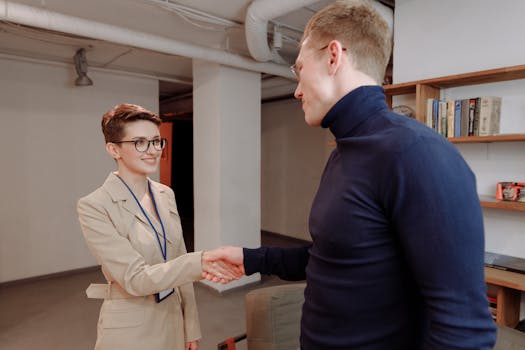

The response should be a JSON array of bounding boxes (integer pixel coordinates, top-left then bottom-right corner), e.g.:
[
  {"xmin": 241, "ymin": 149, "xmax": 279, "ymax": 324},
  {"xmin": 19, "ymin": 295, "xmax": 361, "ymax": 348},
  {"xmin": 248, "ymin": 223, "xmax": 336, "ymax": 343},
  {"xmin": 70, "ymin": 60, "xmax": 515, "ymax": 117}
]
[{"xmin": 113, "ymin": 138, "xmax": 167, "ymax": 152}]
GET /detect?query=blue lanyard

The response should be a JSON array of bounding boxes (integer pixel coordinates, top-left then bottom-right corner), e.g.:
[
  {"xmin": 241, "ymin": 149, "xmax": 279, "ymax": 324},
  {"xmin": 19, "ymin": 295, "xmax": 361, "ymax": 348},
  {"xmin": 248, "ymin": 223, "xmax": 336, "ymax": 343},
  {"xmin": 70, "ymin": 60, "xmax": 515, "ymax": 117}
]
[{"xmin": 116, "ymin": 175, "xmax": 167, "ymax": 261}]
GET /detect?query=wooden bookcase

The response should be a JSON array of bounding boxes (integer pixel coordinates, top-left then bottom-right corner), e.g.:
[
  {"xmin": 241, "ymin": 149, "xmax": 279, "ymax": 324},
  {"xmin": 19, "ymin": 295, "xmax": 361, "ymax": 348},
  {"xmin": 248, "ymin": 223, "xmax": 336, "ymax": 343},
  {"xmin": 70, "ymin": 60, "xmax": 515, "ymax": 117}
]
[
  {"xmin": 384, "ymin": 65, "xmax": 525, "ymax": 213},
  {"xmin": 486, "ymin": 267, "xmax": 525, "ymax": 327},
  {"xmin": 384, "ymin": 65, "xmax": 525, "ymax": 327},
  {"xmin": 384, "ymin": 64, "xmax": 525, "ymax": 122}
]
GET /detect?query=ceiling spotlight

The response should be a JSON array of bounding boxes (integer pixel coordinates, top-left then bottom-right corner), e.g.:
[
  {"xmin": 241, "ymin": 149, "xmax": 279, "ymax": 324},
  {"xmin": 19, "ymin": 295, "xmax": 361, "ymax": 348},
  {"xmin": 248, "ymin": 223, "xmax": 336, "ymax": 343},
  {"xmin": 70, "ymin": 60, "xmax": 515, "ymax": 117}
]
[{"xmin": 74, "ymin": 48, "xmax": 93, "ymax": 86}]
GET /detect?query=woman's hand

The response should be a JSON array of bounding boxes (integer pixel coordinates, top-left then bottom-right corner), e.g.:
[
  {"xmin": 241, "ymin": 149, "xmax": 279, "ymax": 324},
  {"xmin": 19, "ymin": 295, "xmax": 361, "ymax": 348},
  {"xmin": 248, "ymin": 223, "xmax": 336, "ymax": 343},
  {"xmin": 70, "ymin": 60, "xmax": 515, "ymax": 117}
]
[
  {"xmin": 201, "ymin": 247, "xmax": 245, "ymax": 283},
  {"xmin": 185, "ymin": 340, "xmax": 198, "ymax": 350}
]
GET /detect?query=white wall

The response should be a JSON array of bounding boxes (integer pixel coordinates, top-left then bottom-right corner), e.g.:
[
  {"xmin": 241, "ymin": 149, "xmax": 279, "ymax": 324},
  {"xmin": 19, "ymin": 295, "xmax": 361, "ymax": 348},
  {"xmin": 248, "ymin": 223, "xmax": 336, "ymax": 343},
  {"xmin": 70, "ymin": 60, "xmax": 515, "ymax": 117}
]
[
  {"xmin": 0, "ymin": 55, "xmax": 158, "ymax": 283},
  {"xmin": 261, "ymin": 98, "xmax": 331, "ymax": 241},
  {"xmin": 394, "ymin": 0, "xmax": 525, "ymax": 315},
  {"xmin": 393, "ymin": 0, "xmax": 525, "ymax": 83}
]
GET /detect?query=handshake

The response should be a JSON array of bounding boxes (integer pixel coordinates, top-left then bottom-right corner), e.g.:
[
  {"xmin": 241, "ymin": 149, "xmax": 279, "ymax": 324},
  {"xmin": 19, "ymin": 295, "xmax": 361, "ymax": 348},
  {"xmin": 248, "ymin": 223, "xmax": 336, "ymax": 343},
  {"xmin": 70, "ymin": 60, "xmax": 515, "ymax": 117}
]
[{"xmin": 201, "ymin": 246, "xmax": 245, "ymax": 284}]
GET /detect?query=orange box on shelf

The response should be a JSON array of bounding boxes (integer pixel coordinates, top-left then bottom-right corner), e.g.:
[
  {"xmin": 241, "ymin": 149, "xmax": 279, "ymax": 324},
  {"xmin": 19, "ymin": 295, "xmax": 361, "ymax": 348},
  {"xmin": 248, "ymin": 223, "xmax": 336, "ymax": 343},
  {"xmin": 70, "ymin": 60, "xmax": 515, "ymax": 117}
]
[{"xmin": 496, "ymin": 182, "xmax": 525, "ymax": 202}]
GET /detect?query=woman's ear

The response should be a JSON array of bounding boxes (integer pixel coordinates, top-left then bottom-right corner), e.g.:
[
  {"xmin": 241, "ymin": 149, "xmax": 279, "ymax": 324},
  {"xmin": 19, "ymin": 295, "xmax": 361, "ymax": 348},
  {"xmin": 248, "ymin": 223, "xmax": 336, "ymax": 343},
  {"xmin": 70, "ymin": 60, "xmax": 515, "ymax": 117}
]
[{"xmin": 106, "ymin": 142, "xmax": 121, "ymax": 160}]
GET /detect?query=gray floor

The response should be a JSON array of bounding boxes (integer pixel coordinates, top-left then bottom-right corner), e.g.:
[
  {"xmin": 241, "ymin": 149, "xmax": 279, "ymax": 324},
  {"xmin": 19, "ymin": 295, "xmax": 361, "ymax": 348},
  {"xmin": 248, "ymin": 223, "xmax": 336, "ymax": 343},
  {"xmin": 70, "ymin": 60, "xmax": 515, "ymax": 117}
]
[{"xmin": 0, "ymin": 233, "xmax": 307, "ymax": 350}]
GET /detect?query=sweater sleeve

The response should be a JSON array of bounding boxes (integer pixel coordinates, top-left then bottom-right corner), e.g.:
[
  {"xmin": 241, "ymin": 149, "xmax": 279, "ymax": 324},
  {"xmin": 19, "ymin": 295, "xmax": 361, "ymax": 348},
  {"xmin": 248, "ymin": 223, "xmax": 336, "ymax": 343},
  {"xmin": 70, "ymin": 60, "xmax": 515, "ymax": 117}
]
[
  {"xmin": 243, "ymin": 245, "xmax": 311, "ymax": 281},
  {"xmin": 383, "ymin": 136, "xmax": 496, "ymax": 350}
]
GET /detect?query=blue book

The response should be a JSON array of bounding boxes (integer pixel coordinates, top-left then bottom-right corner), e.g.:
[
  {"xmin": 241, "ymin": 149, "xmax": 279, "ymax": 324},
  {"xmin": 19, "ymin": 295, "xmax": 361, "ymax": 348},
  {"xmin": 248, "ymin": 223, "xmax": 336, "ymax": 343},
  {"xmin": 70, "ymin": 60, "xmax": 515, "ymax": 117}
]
[
  {"xmin": 432, "ymin": 99, "xmax": 440, "ymax": 132},
  {"xmin": 454, "ymin": 100, "xmax": 461, "ymax": 137}
]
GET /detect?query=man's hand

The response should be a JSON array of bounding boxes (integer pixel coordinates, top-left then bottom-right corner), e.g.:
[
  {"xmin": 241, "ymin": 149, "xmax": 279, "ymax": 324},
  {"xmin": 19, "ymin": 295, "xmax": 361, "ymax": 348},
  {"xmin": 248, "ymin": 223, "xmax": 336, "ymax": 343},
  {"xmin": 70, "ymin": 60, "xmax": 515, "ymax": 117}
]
[{"xmin": 201, "ymin": 246, "xmax": 245, "ymax": 283}]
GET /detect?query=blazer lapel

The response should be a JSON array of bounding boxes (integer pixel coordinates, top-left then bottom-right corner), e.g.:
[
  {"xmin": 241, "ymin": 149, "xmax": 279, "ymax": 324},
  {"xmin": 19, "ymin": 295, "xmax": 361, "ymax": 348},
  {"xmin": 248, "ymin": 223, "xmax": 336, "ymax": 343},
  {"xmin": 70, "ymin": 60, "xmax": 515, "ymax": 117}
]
[
  {"xmin": 149, "ymin": 181, "xmax": 174, "ymax": 244},
  {"xmin": 102, "ymin": 173, "xmax": 176, "ymax": 251},
  {"xmin": 102, "ymin": 172, "xmax": 151, "ymax": 227}
]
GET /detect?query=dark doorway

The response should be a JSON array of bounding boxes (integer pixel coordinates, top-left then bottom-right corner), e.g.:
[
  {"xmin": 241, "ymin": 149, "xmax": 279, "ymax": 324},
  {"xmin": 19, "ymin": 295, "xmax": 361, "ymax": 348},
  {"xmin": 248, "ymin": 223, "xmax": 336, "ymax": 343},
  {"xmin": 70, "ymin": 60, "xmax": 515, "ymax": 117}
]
[{"xmin": 171, "ymin": 118, "xmax": 194, "ymax": 252}]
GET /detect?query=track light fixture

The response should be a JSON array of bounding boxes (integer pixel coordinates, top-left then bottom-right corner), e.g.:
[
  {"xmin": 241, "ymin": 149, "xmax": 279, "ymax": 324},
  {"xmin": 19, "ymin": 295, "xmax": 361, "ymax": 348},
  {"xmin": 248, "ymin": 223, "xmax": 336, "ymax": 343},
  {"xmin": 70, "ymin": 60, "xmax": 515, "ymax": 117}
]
[{"xmin": 74, "ymin": 48, "xmax": 93, "ymax": 86}]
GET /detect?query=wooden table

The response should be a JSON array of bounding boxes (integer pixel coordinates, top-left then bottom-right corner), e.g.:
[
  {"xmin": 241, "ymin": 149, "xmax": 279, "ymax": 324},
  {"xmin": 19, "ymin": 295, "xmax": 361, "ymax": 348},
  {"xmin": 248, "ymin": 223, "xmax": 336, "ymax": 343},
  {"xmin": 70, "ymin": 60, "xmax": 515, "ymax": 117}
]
[{"xmin": 485, "ymin": 267, "xmax": 525, "ymax": 327}]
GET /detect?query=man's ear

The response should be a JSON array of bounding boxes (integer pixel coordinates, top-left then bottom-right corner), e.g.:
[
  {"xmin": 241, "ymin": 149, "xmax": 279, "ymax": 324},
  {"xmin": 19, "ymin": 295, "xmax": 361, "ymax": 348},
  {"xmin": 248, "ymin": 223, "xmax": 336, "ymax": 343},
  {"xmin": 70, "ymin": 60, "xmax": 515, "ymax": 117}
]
[
  {"xmin": 327, "ymin": 40, "xmax": 346, "ymax": 75},
  {"xmin": 106, "ymin": 142, "xmax": 121, "ymax": 160}
]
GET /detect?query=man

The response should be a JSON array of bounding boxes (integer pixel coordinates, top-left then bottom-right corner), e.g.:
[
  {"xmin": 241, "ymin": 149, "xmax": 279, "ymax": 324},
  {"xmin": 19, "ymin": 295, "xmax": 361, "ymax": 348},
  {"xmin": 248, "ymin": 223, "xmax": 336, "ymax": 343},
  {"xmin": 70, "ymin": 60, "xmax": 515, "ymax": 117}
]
[{"xmin": 206, "ymin": 0, "xmax": 497, "ymax": 349}]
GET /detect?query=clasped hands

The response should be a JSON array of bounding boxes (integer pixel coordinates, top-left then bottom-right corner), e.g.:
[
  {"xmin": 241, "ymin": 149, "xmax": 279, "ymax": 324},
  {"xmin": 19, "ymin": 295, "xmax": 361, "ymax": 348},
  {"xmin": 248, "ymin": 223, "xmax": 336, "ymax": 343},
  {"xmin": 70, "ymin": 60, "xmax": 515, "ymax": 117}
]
[{"xmin": 201, "ymin": 246, "xmax": 244, "ymax": 284}]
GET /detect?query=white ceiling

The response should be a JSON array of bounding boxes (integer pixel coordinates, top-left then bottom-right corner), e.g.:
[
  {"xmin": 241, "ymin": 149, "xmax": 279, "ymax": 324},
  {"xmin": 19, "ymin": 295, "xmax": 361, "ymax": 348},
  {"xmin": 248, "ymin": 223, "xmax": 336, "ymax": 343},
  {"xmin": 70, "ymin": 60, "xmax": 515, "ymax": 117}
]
[{"xmin": 0, "ymin": 0, "xmax": 393, "ymax": 110}]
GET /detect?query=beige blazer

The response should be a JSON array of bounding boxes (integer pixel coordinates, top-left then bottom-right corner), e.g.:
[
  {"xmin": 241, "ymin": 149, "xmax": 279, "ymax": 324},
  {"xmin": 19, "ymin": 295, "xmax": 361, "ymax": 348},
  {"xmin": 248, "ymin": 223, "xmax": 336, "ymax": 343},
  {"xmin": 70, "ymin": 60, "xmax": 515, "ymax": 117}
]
[{"xmin": 77, "ymin": 173, "xmax": 202, "ymax": 350}]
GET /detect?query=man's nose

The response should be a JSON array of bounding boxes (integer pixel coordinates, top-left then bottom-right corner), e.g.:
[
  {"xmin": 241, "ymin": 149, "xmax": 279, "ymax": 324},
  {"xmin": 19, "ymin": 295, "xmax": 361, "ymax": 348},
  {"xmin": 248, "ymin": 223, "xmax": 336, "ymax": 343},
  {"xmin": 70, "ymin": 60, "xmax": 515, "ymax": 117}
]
[{"xmin": 294, "ymin": 83, "xmax": 302, "ymax": 99}]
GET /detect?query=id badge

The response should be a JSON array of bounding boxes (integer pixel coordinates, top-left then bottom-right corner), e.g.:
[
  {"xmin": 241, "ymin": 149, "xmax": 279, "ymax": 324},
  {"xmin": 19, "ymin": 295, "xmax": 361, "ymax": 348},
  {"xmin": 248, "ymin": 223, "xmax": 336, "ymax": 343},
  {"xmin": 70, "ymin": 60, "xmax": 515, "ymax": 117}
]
[{"xmin": 155, "ymin": 288, "xmax": 175, "ymax": 303}]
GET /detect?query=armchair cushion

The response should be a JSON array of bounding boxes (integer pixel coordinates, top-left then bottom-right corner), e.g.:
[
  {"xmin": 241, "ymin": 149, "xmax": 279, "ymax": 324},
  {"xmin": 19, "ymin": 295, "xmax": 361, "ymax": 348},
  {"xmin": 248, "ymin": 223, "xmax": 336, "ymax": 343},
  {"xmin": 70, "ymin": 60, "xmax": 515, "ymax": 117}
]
[
  {"xmin": 495, "ymin": 324, "xmax": 525, "ymax": 350},
  {"xmin": 245, "ymin": 283, "xmax": 306, "ymax": 350}
]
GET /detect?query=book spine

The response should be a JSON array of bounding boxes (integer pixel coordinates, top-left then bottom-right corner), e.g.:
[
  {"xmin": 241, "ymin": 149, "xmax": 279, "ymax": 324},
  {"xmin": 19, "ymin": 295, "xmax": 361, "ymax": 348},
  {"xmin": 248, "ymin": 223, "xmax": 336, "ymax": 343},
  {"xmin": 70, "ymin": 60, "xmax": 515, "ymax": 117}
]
[
  {"xmin": 478, "ymin": 96, "xmax": 502, "ymax": 136},
  {"xmin": 439, "ymin": 101, "xmax": 447, "ymax": 137},
  {"xmin": 454, "ymin": 100, "xmax": 462, "ymax": 138},
  {"xmin": 478, "ymin": 97, "xmax": 490, "ymax": 136},
  {"xmin": 426, "ymin": 98, "xmax": 434, "ymax": 129},
  {"xmin": 447, "ymin": 100, "xmax": 455, "ymax": 138},
  {"xmin": 432, "ymin": 99, "xmax": 440, "ymax": 132},
  {"xmin": 473, "ymin": 97, "xmax": 481, "ymax": 136},
  {"xmin": 468, "ymin": 98, "xmax": 476, "ymax": 136},
  {"xmin": 460, "ymin": 99, "xmax": 469, "ymax": 137},
  {"xmin": 490, "ymin": 97, "xmax": 502, "ymax": 135}
]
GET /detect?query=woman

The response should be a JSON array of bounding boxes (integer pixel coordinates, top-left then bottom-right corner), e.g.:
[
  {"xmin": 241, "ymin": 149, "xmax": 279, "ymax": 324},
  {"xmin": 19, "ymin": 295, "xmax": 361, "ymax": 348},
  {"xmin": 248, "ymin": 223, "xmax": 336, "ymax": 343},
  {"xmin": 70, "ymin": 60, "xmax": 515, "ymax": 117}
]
[{"xmin": 77, "ymin": 103, "xmax": 238, "ymax": 350}]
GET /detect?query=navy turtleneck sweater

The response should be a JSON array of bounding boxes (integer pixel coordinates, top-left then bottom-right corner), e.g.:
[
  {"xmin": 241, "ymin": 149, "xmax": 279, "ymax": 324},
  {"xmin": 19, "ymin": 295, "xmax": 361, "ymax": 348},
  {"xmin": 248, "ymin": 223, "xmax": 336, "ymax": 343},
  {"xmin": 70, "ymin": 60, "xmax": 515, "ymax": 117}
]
[{"xmin": 244, "ymin": 86, "xmax": 496, "ymax": 349}]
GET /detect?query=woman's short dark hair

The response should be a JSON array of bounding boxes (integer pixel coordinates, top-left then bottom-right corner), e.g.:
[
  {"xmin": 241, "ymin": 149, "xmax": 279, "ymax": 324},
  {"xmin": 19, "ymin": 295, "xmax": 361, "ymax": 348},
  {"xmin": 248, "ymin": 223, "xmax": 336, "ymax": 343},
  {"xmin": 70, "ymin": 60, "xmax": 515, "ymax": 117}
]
[{"xmin": 101, "ymin": 103, "xmax": 161, "ymax": 143}]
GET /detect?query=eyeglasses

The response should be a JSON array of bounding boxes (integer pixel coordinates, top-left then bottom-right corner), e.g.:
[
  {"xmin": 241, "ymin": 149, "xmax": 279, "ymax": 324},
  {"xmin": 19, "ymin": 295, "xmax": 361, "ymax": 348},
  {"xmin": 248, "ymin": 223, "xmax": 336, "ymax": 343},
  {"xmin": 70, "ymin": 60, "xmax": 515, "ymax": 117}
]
[
  {"xmin": 290, "ymin": 44, "xmax": 347, "ymax": 81},
  {"xmin": 113, "ymin": 138, "xmax": 167, "ymax": 152}
]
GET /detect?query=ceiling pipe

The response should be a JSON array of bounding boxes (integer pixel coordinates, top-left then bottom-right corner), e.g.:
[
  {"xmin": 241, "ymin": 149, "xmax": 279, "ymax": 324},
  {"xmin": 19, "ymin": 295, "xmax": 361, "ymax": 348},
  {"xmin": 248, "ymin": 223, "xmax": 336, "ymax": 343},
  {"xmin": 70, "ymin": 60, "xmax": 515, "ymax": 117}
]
[
  {"xmin": 245, "ymin": 0, "xmax": 318, "ymax": 63},
  {"xmin": 246, "ymin": 0, "xmax": 394, "ymax": 63},
  {"xmin": 0, "ymin": 0, "xmax": 294, "ymax": 79}
]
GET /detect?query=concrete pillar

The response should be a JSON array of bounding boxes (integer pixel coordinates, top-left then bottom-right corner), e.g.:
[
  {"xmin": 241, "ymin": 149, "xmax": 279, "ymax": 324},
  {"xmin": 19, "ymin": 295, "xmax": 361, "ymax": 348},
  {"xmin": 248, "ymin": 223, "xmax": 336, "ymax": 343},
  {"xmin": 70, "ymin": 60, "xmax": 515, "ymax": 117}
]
[{"xmin": 193, "ymin": 60, "xmax": 261, "ymax": 291}]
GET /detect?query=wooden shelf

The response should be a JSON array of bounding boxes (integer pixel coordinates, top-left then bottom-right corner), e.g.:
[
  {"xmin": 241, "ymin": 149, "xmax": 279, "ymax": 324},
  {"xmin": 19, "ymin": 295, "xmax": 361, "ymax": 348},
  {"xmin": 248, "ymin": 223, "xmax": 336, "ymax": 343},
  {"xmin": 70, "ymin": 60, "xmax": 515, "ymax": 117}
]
[
  {"xmin": 384, "ymin": 64, "xmax": 525, "ymax": 95},
  {"xmin": 485, "ymin": 267, "xmax": 525, "ymax": 327},
  {"xmin": 448, "ymin": 134, "xmax": 525, "ymax": 143},
  {"xmin": 383, "ymin": 81, "xmax": 417, "ymax": 95},
  {"xmin": 330, "ymin": 135, "xmax": 525, "ymax": 147},
  {"xmin": 479, "ymin": 195, "xmax": 525, "ymax": 212},
  {"xmin": 383, "ymin": 63, "xmax": 525, "ymax": 122},
  {"xmin": 485, "ymin": 267, "xmax": 525, "ymax": 292}
]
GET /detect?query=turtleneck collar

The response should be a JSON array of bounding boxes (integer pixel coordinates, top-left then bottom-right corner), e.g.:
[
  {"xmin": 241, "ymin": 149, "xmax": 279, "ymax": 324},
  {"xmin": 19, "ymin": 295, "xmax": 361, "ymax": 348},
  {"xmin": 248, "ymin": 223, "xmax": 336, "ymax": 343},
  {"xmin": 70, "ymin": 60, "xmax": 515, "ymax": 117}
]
[{"xmin": 321, "ymin": 85, "xmax": 388, "ymax": 139}]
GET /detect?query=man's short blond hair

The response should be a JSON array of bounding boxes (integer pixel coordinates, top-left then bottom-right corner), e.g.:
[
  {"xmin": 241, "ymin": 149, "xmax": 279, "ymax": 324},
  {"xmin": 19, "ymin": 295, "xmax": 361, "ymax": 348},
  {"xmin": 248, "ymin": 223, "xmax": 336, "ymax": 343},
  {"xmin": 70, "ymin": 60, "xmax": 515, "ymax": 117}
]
[{"xmin": 302, "ymin": 0, "xmax": 392, "ymax": 84}]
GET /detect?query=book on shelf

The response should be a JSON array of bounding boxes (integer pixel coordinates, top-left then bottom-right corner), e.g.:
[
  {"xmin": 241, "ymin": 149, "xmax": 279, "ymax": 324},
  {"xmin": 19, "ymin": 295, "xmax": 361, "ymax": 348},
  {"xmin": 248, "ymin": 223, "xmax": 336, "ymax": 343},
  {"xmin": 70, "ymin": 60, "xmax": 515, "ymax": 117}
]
[
  {"xmin": 478, "ymin": 96, "xmax": 502, "ymax": 136},
  {"xmin": 439, "ymin": 100, "xmax": 447, "ymax": 137},
  {"xmin": 432, "ymin": 99, "xmax": 440, "ymax": 131},
  {"xmin": 453, "ymin": 100, "xmax": 461, "ymax": 138},
  {"xmin": 487, "ymin": 295, "xmax": 497, "ymax": 320},
  {"xmin": 446, "ymin": 100, "xmax": 455, "ymax": 137},
  {"xmin": 423, "ymin": 96, "xmax": 502, "ymax": 138},
  {"xmin": 468, "ymin": 98, "xmax": 476, "ymax": 136},
  {"xmin": 473, "ymin": 97, "xmax": 481, "ymax": 136},
  {"xmin": 460, "ymin": 99, "xmax": 470, "ymax": 137},
  {"xmin": 484, "ymin": 251, "xmax": 525, "ymax": 275},
  {"xmin": 426, "ymin": 98, "xmax": 434, "ymax": 129}
]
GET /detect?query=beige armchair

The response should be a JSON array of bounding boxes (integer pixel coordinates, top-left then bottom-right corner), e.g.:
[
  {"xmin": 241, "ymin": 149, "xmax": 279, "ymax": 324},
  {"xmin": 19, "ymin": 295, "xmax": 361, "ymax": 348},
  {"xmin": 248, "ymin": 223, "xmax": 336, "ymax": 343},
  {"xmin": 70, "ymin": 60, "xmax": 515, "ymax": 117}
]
[
  {"xmin": 218, "ymin": 283, "xmax": 305, "ymax": 350},
  {"xmin": 218, "ymin": 282, "xmax": 525, "ymax": 350},
  {"xmin": 495, "ymin": 324, "xmax": 525, "ymax": 350}
]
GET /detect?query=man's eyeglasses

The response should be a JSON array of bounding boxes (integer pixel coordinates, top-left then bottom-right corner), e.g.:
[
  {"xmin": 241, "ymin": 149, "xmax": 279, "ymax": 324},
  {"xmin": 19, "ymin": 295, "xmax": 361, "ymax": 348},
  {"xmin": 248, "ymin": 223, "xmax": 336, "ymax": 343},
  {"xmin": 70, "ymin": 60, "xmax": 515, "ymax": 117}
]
[
  {"xmin": 290, "ymin": 44, "xmax": 347, "ymax": 81},
  {"xmin": 113, "ymin": 138, "xmax": 167, "ymax": 152}
]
